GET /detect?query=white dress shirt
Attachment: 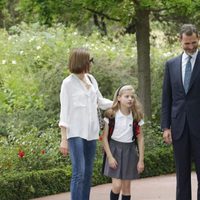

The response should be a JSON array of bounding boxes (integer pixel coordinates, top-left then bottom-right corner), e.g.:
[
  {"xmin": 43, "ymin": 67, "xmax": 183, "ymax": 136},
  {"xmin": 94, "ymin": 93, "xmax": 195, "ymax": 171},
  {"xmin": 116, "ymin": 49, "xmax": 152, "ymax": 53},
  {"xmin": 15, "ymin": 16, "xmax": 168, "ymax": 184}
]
[
  {"xmin": 105, "ymin": 110, "xmax": 144, "ymax": 143},
  {"xmin": 182, "ymin": 50, "xmax": 198, "ymax": 84},
  {"xmin": 59, "ymin": 73, "xmax": 112, "ymax": 140}
]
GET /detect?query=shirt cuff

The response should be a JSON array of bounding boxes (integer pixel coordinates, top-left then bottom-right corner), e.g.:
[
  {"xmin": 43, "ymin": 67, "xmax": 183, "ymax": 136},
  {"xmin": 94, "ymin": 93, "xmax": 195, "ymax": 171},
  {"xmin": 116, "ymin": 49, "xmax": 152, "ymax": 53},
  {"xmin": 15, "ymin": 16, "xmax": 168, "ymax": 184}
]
[
  {"xmin": 104, "ymin": 117, "xmax": 109, "ymax": 124},
  {"xmin": 138, "ymin": 119, "xmax": 144, "ymax": 126},
  {"xmin": 58, "ymin": 121, "xmax": 68, "ymax": 128}
]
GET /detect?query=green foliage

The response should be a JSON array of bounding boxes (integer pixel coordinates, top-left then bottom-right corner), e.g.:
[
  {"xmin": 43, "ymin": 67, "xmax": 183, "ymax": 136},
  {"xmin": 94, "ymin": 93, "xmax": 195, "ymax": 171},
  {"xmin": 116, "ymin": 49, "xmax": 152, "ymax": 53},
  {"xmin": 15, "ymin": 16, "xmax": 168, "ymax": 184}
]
[
  {"xmin": 0, "ymin": 23, "xmax": 139, "ymax": 137},
  {"xmin": 0, "ymin": 23, "xmax": 178, "ymax": 198},
  {"xmin": 0, "ymin": 0, "xmax": 21, "ymax": 29},
  {"xmin": 14, "ymin": 0, "xmax": 200, "ymax": 37},
  {"xmin": 18, "ymin": 0, "xmax": 85, "ymax": 26},
  {"xmin": 150, "ymin": 31, "xmax": 180, "ymax": 121},
  {"xmin": 143, "ymin": 121, "xmax": 163, "ymax": 149},
  {"xmin": 0, "ymin": 168, "xmax": 71, "ymax": 200},
  {"xmin": 142, "ymin": 146, "xmax": 174, "ymax": 177},
  {"xmin": 0, "ymin": 127, "xmax": 69, "ymax": 174},
  {"xmin": 0, "ymin": 24, "xmax": 139, "ymax": 175},
  {"xmin": 0, "ymin": 143, "xmax": 174, "ymax": 199}
]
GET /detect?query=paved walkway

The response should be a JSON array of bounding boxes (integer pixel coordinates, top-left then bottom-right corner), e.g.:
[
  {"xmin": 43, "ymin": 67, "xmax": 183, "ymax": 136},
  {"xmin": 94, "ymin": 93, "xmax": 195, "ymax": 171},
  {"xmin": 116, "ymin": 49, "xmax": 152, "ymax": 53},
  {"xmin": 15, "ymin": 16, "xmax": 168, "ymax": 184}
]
[{"xmin": 32, "ymin": 172, "xmax": 197, "ymax": 200}]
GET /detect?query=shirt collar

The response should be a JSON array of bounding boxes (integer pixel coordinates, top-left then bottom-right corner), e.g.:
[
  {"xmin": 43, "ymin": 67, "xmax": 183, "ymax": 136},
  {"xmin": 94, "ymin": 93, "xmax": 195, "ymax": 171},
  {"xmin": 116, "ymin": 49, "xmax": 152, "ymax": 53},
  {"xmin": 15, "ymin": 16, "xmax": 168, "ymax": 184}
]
[
  {"xmin": 116, "ymin": 110, "xmax": 132, "ymax": 119},
  {"xmin": 72, "ymin": 73, "xmax": 92, "ymax": 86},
  {"xmin": 182, "ymin": 49, "xmax": 198, "ymax": 61}
]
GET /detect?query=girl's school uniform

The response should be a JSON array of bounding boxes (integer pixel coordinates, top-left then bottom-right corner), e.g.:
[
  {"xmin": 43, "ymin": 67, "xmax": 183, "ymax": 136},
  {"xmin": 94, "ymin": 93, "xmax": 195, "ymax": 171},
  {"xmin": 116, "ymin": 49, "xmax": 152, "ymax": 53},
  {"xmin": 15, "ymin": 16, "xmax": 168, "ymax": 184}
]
[{"xmin": 103, "ymin": 110, "xmax": 144, "ymax": 180}]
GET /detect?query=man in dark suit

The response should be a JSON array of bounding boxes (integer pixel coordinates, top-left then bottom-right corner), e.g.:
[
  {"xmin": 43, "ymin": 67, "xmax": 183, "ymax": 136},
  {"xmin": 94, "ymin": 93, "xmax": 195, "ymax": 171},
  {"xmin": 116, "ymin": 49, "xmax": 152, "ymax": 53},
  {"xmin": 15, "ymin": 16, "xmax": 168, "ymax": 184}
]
[{"xmin": 161, "ymin": 24, "xmax": 200, "ymax": 200}]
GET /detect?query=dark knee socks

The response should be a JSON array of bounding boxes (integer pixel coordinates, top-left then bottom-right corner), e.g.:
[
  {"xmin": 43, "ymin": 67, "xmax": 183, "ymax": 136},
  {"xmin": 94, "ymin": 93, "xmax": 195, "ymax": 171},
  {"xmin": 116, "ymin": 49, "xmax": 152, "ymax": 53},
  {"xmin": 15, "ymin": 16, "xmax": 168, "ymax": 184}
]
[
  {"xmin": 122, "ymin": 194, "xmax": 131, "ymax": 200},
  {"xmin": 110, "ymin": 190, "xmax": 131, "ymax": 200},
  {"xmin": 110, "ymin": 190, "xmax": 120, "ymax": 200}
]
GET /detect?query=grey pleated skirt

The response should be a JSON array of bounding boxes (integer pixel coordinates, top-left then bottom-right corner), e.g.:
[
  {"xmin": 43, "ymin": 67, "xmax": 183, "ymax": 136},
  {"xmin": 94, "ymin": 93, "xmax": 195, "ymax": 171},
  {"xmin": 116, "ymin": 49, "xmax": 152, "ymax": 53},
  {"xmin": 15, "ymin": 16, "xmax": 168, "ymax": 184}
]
[{"xmin": 103, "ymin": 139, "xmax": 139, "ymax": 180}]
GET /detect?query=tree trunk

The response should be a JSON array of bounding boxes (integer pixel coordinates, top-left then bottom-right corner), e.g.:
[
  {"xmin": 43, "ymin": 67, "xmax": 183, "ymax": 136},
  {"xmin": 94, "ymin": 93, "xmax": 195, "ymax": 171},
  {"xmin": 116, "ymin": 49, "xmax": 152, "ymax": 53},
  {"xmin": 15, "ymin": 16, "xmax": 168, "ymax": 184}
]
[{"xmin": 135, "ymin": 8, "xmax": 151, "ymax": 119}]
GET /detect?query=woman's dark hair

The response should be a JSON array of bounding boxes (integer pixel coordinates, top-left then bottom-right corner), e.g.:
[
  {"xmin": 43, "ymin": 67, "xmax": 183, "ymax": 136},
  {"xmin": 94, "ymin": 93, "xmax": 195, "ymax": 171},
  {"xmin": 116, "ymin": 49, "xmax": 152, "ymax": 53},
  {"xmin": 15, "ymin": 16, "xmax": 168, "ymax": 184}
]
[{"xmin": 68, "ymin": 48, "xmax": 91, "ymax": 74}]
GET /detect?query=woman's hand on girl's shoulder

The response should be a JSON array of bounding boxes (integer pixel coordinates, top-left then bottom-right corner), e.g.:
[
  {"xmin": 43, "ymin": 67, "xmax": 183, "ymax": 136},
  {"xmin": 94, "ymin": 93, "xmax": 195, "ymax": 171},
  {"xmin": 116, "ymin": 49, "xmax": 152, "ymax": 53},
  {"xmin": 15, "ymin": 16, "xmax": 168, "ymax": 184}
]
[{"xmin": 60, "ymin": 139, "xmax": 69, "ymax": 157}]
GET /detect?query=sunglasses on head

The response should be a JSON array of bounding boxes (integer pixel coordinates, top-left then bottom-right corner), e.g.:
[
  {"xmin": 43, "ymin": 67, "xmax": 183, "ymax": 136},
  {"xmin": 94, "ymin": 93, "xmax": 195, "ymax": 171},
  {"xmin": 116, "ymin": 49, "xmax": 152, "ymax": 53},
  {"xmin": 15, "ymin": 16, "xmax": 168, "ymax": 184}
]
[{"xmin": 89, "ymin": 58, "xmax": 94, "ymax": 63}]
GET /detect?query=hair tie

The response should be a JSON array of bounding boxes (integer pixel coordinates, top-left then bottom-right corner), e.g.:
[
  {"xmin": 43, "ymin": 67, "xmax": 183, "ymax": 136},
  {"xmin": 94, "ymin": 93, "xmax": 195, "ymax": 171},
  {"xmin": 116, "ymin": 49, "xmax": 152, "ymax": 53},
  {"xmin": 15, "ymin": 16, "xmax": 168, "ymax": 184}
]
[{"xmin": 116, "ymin": 84, "xmax": 127, "ymax": 96}]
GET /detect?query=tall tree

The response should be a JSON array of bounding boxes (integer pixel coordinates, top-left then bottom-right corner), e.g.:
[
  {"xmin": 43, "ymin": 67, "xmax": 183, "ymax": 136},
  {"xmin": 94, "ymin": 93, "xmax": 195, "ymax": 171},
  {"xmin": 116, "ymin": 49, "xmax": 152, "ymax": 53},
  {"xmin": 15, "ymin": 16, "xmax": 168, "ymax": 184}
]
[
  {"xmin": 135, "ymin": 3, "xmax": 151, "ymax": 118},
  {"xmin": 0, "ymin": 0, "xmax": 21, "ymax": 28},
  {"xmin": 17, "ymin": 0, "xmax": 199, "ymax": 118}
]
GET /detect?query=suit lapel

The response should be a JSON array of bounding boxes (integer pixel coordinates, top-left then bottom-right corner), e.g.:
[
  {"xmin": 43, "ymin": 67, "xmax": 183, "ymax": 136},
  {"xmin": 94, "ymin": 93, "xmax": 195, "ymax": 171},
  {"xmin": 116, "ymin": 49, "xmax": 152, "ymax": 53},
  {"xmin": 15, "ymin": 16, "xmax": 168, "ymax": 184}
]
[
  {"xmin": 188, "ymin": 50, "xmax": 200, "ymax": 92},
  {"xmin": 174, "ymin": 54, "xmax": 184, "ymax": 91}
]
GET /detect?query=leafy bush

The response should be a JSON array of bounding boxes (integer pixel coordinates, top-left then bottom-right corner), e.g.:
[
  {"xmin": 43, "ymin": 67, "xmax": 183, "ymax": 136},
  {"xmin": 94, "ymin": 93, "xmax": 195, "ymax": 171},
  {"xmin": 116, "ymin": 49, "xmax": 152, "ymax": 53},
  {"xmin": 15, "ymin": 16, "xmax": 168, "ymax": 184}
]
[
  {"xmin": 141, "ymin": 146, "xmax": 174, "ymax": 177},
  {"xmin": 0, "ymin": 168, "xmax": 71, "ymax": 200},
  {"xmin": 0, "ymin": 144, "xmax": 174, "ymax": 199},
  {"xmin": 0, "ymin": 23, "xmax": 179, "ymax": 198},
  {"xmin": 0, "ymin": 23, "xmax": 140, "ymax": 175},
  {"xmin": 0, "ymin": 128, "xmax": 70, "ymax": 174},
  {"xmin": 0, "ymin": 23, "xmax": 139, "ymax": 137}
]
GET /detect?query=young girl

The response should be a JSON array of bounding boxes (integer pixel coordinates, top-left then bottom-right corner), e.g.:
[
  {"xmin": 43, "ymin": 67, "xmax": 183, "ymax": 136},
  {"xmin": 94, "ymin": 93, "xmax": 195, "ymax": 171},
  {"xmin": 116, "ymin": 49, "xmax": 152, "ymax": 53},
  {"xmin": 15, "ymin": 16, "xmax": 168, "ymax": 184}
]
[{"xmin": 102, "ymin": 85, "xmax": 145, "ymax": 200}]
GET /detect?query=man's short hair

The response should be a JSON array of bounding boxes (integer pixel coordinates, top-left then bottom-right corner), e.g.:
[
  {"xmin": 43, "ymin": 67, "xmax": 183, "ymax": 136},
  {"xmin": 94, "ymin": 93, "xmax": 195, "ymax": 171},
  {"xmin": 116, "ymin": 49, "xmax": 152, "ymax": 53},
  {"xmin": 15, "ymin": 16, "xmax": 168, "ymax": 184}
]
[{"xmin": 180, "ymin": 24, "xmax": 199, "ymax": 38}]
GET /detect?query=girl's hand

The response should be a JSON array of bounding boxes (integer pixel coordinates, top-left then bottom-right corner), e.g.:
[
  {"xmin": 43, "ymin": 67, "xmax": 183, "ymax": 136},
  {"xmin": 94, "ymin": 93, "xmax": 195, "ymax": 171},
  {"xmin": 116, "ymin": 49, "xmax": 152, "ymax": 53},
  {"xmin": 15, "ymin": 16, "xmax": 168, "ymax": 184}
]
[
  {"xmin": 108, "ymin": 156, "xmax": 118, "ymax": 169},
  {"xmin": 60, "ymin": 139, "xmax": 69, "ymax": 157},
  {"xmin": 137, "ymin": 160, "xmax": 144, "ymax": 174}
]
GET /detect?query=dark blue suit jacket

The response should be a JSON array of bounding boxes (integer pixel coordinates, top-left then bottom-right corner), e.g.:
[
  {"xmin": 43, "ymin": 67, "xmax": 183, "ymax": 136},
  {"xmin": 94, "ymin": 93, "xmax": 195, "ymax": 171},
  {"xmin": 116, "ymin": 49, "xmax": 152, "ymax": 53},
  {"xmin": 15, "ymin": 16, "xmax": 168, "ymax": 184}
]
[{"xmin": 161, "ymin": 50, "xmax": 200, "ymax": 140}]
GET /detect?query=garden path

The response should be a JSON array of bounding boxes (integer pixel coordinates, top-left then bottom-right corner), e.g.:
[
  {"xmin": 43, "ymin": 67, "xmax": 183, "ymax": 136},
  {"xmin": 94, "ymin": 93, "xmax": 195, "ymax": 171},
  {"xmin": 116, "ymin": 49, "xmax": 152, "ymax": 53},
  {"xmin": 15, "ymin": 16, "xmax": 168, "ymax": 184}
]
[{"xmin": 32, "ymin": 172, "xmax": 197, "ymax": 200}]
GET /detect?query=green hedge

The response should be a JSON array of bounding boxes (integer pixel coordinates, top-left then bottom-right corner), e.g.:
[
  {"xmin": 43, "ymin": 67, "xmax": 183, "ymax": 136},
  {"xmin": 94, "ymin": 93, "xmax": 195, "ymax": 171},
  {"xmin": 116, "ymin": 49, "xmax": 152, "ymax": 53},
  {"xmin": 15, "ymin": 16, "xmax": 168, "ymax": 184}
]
[
  {"xmin": 0, "ymin": 146, "xmax": 174, "ymax": 200},
  {"xmin": 141, "ymin": 146, "xmax": 174, "ymax": 177},
  {"xmin": 0, "ymin": 167, "xmax": 71, "ymax": 200}
]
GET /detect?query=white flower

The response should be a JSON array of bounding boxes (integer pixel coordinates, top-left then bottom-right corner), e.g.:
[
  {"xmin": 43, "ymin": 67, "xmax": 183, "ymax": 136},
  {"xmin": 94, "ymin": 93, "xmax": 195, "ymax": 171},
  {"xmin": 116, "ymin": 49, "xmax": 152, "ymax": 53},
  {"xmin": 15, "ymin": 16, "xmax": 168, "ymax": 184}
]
[
  {"xmin": 163, "ymin": 52, "xmax": 172, "ymax": 57},
  {"xmin": 2, "ymin": 60, "xmax": 6, "ymax": 64},
  {"xmin": 20, "ymin": 51, "xmax": 24, "ymax": 55},
  {"xmin": 12, "ymin": 60, "xmax": 17, "ymax": 64},
  {"xmin": 36, "ymin": 46, "xmax": 41, "ymax": 50},
  {"xmin": 84, "ymin": 43, "xmax": 90, "ymax": 48},
  {"xmin": 29, "ymin": 37, "xmax": 35, "ymax": 42},
  {"xmin": 111, "ymin": 47, "xmax": 116, "ymax": 51}
]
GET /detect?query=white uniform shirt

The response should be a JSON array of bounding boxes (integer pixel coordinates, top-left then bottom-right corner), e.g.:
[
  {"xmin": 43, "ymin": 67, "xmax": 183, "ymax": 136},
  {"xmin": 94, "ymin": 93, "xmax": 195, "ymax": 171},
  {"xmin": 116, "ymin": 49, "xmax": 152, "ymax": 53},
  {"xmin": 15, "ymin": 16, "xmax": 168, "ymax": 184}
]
[
  {"xmin": 59, "ymin": 73, "xmax": 112, "ymax": 140},
  {"xmin": 105, "ymin": 110, "xmax": 144, "ymax": 143}
]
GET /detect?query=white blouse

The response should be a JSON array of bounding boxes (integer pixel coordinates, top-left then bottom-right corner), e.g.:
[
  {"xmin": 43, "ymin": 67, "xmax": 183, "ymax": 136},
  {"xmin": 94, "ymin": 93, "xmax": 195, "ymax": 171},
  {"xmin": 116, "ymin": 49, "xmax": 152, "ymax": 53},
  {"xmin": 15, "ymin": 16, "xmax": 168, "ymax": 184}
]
[
  {"xmin": 105, "ymin": 110, "xmax": 144, "ymax": 143},
  {"xmin": 59, "ymin": 73, "xmax": 112, "ymax": 140}
]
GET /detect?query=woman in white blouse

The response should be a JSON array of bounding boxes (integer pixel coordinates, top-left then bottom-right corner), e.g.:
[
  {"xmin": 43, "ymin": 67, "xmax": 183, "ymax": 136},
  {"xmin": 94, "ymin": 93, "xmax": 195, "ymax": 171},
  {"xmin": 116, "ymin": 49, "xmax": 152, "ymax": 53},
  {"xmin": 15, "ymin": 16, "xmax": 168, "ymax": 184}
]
[{"xmin": 59, "ymin": 48, "xmax": 112, "ymax": 200}]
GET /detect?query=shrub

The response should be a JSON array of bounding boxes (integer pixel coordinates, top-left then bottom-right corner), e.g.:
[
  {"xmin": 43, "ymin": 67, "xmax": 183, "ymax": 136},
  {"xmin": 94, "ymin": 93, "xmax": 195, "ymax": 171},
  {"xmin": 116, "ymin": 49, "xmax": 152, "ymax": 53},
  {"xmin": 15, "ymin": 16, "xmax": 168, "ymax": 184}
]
[
  {"xmin": 0, "ymin": 128, "xmax": 70, "ymax": 174},
  {"xmin": 0, "ymin": 145, "xmax": 174, "ymax": 199},
  {"xmin": 0, "ymin": 23, "xmax": 178, "ymax": 199},
  {"xmin": 0, "ymin": 168, "xmax": 71, "ymax": 200}
]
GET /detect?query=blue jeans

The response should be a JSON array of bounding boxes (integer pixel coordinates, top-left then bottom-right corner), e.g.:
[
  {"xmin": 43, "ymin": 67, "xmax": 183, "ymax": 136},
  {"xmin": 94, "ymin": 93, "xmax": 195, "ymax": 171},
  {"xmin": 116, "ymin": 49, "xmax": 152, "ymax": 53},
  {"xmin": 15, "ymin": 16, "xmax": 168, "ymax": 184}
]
[{"xmin": 68, "ymin": 137, "xmax": 96, "ymax": 200}]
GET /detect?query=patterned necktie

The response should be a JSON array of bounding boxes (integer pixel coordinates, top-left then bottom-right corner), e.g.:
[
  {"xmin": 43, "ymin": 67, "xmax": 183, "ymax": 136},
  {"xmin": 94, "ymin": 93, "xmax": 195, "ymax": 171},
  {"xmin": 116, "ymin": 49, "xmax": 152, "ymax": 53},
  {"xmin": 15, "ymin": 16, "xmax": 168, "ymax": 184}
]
[{"xmin": 184, "ymin": 56, "xmax": 192, "ymax": 93}]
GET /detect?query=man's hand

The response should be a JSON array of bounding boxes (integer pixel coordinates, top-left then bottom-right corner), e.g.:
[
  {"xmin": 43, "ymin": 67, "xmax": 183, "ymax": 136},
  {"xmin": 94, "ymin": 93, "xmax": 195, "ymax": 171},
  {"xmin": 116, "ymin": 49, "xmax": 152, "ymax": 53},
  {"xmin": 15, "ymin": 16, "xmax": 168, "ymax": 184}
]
[{"xmin": 163, "ymin": 129, "xmax": 172, "ymax": 144}]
